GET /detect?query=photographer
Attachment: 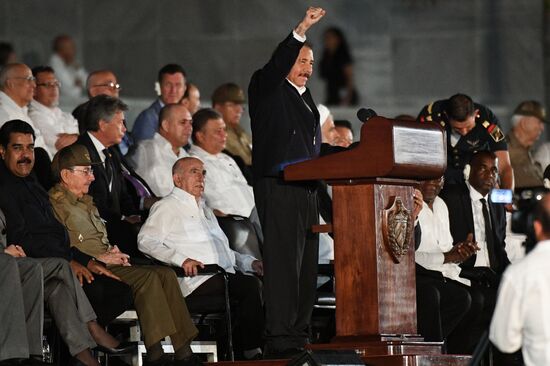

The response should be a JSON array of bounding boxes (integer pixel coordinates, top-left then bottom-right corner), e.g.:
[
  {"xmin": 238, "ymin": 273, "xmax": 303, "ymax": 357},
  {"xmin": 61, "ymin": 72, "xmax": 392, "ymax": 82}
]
[{"xmin": 490, "ymin": 193, "xmax": 550, "ymax": 365}]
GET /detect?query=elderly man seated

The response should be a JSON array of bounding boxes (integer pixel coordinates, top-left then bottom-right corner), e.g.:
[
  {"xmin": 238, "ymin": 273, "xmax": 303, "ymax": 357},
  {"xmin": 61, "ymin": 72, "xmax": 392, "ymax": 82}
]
[
  {"xmin": 189, "ymin": 108, "xmax": 263, "ymax": 243},
  {"xmin": 48, "ymin": 144, "xmax": 201, "ymax": 366},
  {"xmin": 138, "ymin": 157, "xmax": 264, "ymax": 360},
  {"xmin": 128, "ymin": 104, "xmax": 192, "ymax": 197}
]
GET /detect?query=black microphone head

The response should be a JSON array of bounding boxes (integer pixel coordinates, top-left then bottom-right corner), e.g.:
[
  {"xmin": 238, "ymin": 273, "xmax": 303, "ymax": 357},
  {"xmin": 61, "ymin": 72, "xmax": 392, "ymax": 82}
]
[{"xmin": 357, "ymin": 108, "xmax": 377, "ymax": 123}]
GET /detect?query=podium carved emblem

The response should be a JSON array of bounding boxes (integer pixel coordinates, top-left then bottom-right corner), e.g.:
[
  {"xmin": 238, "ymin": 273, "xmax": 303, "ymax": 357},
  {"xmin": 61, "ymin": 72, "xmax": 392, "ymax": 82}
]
[{"xmin": 382, "ymin": 196, "xmax": 413, "ymax": 263}]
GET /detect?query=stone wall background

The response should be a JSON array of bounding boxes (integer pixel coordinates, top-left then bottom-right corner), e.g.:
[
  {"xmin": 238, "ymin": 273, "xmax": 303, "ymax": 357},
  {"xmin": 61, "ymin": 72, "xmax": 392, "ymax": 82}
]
[{"xmin": 0, "ymin": 0, "xmax": 545, "ymax": 134}]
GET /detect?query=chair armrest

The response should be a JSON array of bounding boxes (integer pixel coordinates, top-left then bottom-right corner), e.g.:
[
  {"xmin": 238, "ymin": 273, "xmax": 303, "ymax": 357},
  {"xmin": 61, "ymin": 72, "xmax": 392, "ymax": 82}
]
[{"xmin": 170, "ymin": 264, "xmax": 225, "ymax": 278}]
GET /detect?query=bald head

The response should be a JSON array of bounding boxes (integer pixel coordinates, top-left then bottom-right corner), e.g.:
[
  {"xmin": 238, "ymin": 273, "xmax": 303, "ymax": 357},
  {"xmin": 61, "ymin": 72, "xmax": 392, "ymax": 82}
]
[
  {"xmin": 0, "ymin": 63, "xmax": 36, "ymax": 106},
  {"xmin": 172, "ymin": 157, "xmax": 205, "ymax": 201},
  {"xmin": 159, "ymin": 104, "xmax": 192, "ymax": 152},
  {"xmin": 87, "ymin": 70, "xmax": 119, "ymax": 98}
]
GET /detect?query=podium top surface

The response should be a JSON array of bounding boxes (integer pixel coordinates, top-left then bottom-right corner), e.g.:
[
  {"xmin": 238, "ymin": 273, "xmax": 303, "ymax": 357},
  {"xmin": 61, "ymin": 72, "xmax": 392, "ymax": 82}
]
[{"xmin": 284, "ymin": 116, "xmax": 446, "ymax": 182}]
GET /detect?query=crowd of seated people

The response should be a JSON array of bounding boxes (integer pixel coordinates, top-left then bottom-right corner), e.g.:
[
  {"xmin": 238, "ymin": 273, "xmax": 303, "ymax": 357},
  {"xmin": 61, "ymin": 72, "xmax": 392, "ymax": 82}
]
[{"xmin": 0, "ymin": 30, "xmax": 548, "ymax": 366}]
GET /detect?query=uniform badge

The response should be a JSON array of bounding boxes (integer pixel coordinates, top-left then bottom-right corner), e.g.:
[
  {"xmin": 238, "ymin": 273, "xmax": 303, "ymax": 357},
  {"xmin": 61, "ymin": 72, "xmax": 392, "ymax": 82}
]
[
  {"xmin": 487, "ymin": 124, "xmax": 505, "ymax": 142},
  {"xmin": 78, "ymin": 233, "xmax": 84, "ymax": 242},
  {"xmin": 466, "ymin": 139, "xmax": 480, "ymax": 148}
]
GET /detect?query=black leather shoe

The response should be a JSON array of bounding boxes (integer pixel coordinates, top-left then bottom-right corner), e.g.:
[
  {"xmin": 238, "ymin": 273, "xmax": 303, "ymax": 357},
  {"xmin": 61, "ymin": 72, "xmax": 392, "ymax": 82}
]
[
  {"xmin": 93, "ymin": 341, "xmax": 137, "ymax": 354},
  {"xmin": 143, "ymin": 355, "xmax": 174, "ymax": 366},
  {"xmin": 263, "ymin": 347, "xmax": 305, "ymax": 359},
  {"xmin": 173, "ymin": 354, "xmax": 204, "ymax": 366}
]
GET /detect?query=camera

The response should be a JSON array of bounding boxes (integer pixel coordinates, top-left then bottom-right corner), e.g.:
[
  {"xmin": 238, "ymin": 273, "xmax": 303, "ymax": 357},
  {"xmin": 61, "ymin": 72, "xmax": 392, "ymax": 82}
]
[{"xmin": 511, "ymin": 187, "xmax": 547, "ymax": 253}]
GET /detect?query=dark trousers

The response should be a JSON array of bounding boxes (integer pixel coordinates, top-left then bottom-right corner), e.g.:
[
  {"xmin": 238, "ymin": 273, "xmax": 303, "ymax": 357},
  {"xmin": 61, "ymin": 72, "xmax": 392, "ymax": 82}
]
[
  {"xmin": 416, "ymin": 273, "xmax": 471, "ymax": 344},
  {"xmin": 82, "ymin": 275, "xmax": 134, "ymax": 326},
  {"xmin": 448, "ymin": 283, "xmax": 497, "ymax": 354},
  {"xmin": 186, "ymin": 273, "xmax": 264, "ymax": 350},
  {"xmin": 254, "ymin": 177, "xmax": 319, "ymax": 351}
]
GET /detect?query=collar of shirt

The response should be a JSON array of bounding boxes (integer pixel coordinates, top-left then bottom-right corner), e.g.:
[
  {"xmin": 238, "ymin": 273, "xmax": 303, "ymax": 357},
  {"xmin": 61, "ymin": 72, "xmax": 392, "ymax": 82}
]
[
  {"xmin": 467, "ymin": 181, "xmax": 488, "ymax": 202},
  {"xmin": 189, "ymin": 144, "xmax": 220, "ymax": 161},
  {"xmin": 286, "ymin": 79, "xmax": 307, "ymax": 95},
  {"xmin": 29, "ymin": 99, "xmax": 60, "ymax": 117},
  {"xmin": 87, "ymin": 131, "xmax": 108, "ymax": 163},
  {"xmin": 0, "ymin": 91, "xmax": 29, "ymax": 114},
  {"xmin": 50, "ymin": 183, "xmax": 94, "ymax": 208},
  {"xmin": 154, "ymin": 132, "xmax": 186, "ymax": 157},
  {"xmin": 170, "ymin": 186, "xmax": 203, "ymax": 210},
  {"xmin": 535, "ymin": 240, "xmax": 550, "ymax": 250}
]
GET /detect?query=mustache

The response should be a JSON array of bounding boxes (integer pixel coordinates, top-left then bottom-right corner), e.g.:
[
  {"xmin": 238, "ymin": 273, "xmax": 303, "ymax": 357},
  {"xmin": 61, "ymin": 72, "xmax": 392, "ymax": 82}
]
[{"xmin": 17, "ymin": 158, "xmax": 32, "ymax": 164}]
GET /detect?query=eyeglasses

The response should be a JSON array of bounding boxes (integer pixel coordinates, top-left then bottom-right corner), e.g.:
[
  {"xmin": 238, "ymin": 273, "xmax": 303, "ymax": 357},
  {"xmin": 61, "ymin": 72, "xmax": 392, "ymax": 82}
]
[
  {"xmin": 10, "ymin": 76, "xmax": 36, "ymax": 83},
  {"xmin": 69, "ymin": 167, "xmax": 94, "ymax": 176},
  {"xmin": 36, "ymin": 81, "xmax": 61, "ymax": 89},
  {"xmin": 91, "ymin": 82, "xmax": 121, "ymax": 91}
]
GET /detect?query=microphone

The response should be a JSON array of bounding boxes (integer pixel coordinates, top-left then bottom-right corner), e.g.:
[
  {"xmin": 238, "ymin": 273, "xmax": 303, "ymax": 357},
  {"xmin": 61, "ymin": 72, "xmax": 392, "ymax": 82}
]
[{"xmin": 356, "ymin": 108, "xmax": 377, "ymax": 123}]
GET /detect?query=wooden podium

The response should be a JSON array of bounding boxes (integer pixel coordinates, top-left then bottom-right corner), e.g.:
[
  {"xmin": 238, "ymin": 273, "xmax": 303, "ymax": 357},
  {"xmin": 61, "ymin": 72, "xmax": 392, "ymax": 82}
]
[{"xmin": 284, "ymin": 116, "xmax": 455, "ymax": 362}]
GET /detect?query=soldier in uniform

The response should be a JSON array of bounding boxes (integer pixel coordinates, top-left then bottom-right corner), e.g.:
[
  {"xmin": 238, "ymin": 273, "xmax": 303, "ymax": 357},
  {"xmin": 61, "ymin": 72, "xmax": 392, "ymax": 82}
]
[{"xmin": 417, "ymin": 93, "xmax": 514, "ymax": 197}]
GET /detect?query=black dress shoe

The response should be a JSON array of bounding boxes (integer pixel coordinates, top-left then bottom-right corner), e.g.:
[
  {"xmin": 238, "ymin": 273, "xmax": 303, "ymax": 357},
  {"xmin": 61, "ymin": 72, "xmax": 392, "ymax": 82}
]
[
  {"xmin": 94, "ymin": 341, "xmax": 137, "ymax": 355},
  {"xmin": 68, "ymin": 357, "xmax": 87, "ymax": 366},
  {"xmin": 263, "ymin": 347, "xmax": 305, "ymax": 360},
  {"xmin": 143, "ymin": 355, "xmax": 174, "ymax": 366},
  {"xmin": 173, "ymin": 354, "xmax": 204, "ymax": 366}
]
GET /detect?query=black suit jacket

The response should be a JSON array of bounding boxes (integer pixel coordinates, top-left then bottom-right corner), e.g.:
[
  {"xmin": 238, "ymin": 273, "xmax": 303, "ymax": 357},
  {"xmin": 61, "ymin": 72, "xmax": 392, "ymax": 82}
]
[
  {"xmin": 75, "ymin": 133, "xmax": 139, "ymax": 223},
  {"xmin": 0, "ymin": 163, "xmax": 91, "ymax": 265},
  {"xmin": 442, "ymin": 184, "xmax": 510, "ymax": 274},
  {"xmin": 248, "ymin": 32, "xmax": 322, "ymax": 179}
]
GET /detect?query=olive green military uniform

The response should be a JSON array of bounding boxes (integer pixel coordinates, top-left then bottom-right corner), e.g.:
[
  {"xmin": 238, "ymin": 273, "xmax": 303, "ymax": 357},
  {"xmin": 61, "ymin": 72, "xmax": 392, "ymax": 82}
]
[{"xmin": 49, "ymin": 184, "xmax": 198, "ymax": 349}]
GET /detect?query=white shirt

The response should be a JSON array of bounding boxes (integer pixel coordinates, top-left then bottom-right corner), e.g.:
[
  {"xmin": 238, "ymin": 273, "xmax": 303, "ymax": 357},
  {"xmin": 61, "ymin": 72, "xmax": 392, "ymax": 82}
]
[
  {"xmin": 129, "ymin": 133, "xmax": 188, "ymax": 197},
  {"xmin": 49, "ymin": 53, "xmax": 87, "ymax": 100},
  {"xmin": 0, "ymin": 91, "xmax": 48, "ymax": 154},
  {"xmin": 534, "ymin": 141, "xmax": 550, "ymax": 172},
  {"xmin": 416, "ymin": 197, "xmax": 470, "ymax": 286},
  {"xmin": 190, "ymin": 145, "xmax": 255, "ymax": 218},
  {"xmin": 28, "ymin": 100, "xmax": 78, "ymax": 156},
  {"xmin": 490, "ymin": 241, "xmax": 550, "ymax": 365},
  {"xmin": 467, "ymin": 183, "xmax": 492, "ymax": 267},
  {"xmin": 87, "ymin": 131, "xmax": 113, "ymax": 190},
  {"xmin": 138, "ymin": 187, "xmax": 257, "ymax": 296}
]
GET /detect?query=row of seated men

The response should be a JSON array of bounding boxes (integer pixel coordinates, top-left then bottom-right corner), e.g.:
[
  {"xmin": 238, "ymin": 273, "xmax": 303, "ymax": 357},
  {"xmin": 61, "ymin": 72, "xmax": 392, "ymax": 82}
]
[
  {"xmin": 0, "ymin": 119, "xmax": 265, "ymax": 366},
  {"xmin": 0, "ymin": 59, "xmax": 545, "ymax": 361},
  {"xmin": 413, "ymin": 151, "xmax": 518, "ymax": 361}
]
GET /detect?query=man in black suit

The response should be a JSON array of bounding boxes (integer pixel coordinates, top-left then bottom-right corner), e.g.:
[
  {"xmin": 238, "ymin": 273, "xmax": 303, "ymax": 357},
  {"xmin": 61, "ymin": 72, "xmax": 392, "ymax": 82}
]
[
  {"xmin": 0, "ymin": 120, "xmax": 133, "ymax": 365},
  {"xmin": 75, "ymin": 95, "xmax": 157, "ymax": 257},
  {"xmin": 248, "ymin": 6, "xmax": 326, "ymax": 358},
  {"xmin": 443, "ymin": 150, "xmax": 511, "ymax": 353}
]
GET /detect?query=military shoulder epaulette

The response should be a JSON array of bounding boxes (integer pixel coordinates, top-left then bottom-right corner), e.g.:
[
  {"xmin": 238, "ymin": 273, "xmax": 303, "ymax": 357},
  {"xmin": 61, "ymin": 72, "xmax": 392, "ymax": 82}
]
[{"xmin": 484, "ymin": 122, "xmax": 505, "ymax": 142}]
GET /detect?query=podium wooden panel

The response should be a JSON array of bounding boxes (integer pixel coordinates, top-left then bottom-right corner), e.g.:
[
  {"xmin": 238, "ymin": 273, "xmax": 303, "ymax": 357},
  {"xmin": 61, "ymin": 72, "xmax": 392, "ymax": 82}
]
[
  {"xmin": 331, "ymin": 180, "xmax": 417, "ymax": 337},
  {"xmin": 284, "ymin": 116, "xmax": 447, "ymax": 355}
]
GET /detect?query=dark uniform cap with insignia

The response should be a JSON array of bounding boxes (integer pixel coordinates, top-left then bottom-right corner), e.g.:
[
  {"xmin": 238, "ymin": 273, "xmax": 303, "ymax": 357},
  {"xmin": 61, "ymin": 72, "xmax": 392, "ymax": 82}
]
[
  {"xmin": 513, "ymin": 100, "xmax": 546, "ymax": 122},
  {"xmin": 211, "ymin": 83, "xmax": 245, "ymax": 105},
  {"xmin": 51, "ymin": 144, "xmax": 100, "ymax": 178}
]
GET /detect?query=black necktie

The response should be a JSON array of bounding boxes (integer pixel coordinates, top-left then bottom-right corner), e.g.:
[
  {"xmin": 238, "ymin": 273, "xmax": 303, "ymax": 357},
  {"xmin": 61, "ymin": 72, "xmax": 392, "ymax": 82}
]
[
  {"xmin": 102, "ymin": 148, "xmax": 113, "ymax": 187},
  {"xmin": 480, "ymin": 198, "xmax": 498, "ymax": 270}
]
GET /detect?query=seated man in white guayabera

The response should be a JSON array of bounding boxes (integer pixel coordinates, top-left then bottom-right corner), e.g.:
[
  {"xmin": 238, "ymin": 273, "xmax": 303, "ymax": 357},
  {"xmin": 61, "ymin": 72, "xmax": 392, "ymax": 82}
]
[
  {"xmin": 128, "ymin": 103, "xmax": 191, "ymax": 197},
  {"xmin": 189, "ymin": 108, "xmax": 263, "ymax": 243},
  {"xmin": 138, "ymin": 157, "xmax": 265, "ymax": 360}
]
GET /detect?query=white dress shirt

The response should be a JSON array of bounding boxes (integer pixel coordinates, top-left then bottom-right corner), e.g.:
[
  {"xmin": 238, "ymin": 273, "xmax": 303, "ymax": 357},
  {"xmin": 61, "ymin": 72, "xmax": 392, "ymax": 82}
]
[
  {"xmin": 49, "ymin": 53, "xmax": 87, "ymax": 100},
  {"xmin": 416, "ymin": 197, "xmax": 470, "ymax": 286},
  {"xmin": 190, "ymin": 145, "xmax": 255, "ymax": 218},
  {"xmin": 0, "ymin": 91, "xmax": 48, "ymax": 154},
  {"xmin": 467, "ymin": 183, "xmax": 492, "ymax": 267},
  {"xmin": 138, "ymin": 187, "xmax": 257, "ymax": 296},
  {"xmin": 28, "ymin": 100, "xmax": 78, "ymax": 156},
  {"xmin": 129, "ymin": 133, "xmax": 189, "ymax": 197},
  {"xmin": 490, "ymin": 241, "xmax": 550, "ymax": 365}
]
